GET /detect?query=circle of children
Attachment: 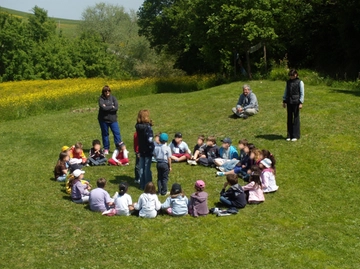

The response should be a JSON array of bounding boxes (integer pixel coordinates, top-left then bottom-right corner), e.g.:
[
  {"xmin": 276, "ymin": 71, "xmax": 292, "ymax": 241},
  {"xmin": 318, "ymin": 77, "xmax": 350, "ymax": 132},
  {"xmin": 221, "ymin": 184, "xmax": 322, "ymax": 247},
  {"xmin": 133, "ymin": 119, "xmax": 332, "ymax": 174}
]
[{"xmin": 54, "ymin": 110, "xmax": 278, "ymax": 218}]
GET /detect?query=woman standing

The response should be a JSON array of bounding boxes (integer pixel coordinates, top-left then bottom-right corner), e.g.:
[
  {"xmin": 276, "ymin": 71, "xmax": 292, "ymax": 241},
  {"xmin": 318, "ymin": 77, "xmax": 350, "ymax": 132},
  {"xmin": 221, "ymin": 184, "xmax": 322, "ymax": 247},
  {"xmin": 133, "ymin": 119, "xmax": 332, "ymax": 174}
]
[
  {"xmin": 135, "ymin": 110, "xmax": 154, "ymax": 190},
  {"xmin": 98, "ymin": 85, "xmax": 122, "ymax": 154}
]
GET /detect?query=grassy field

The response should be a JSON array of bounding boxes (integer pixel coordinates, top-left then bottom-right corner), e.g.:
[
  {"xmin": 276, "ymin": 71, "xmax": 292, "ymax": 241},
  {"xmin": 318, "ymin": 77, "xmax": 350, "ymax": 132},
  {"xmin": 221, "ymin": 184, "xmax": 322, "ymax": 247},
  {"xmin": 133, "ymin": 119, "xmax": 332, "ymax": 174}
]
[
  {"xmin": 0, "ymin": 6, "xmax": 79, "ymax": 37},
  {"xmin": 0, "ymin": 79, "xmax": 359, "ymax": 268}
]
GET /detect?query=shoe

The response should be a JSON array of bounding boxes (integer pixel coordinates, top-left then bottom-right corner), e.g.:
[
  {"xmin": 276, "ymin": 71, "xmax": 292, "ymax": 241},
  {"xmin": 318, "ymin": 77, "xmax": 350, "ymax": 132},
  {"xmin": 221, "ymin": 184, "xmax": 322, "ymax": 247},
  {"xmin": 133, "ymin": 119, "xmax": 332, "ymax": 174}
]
[
  {"xmin": 216, "ymin": 172, "xmax": 225, "ymax": 177},
  {"xmin": 217, "ymin": 211, "xmax": 231, "ymax": 217},
  {"xmin": 103, "ymin": 149, "xmax": 109, "ymax": 155},
  {"xmin": 134, "ymin": 179, "xmax": 140, "ymax": 184},
  {"xmin": 124, "ymin": 163, "xmax": 129, "ymax": 166},
  {"xmin": 239, "ymin": 114, "xmax": 248, "ymax": 119},
  {"xmin": 187, "ymin": 160, "xmax": 196, "ymax": 165},
  {"xmin": 218, "ymin": 167, "xmax": 225, "ymax": 172},
  {"xmin": 291, "ymin": 138, "xmax": 297, "ymax": 142},
  {"xmin": 286, "ymin": 138, "xmax": 291, "ymax": 141},
  {"xmin": 85, "ymin": 164, "xmax": 90, "ymax": 167}
]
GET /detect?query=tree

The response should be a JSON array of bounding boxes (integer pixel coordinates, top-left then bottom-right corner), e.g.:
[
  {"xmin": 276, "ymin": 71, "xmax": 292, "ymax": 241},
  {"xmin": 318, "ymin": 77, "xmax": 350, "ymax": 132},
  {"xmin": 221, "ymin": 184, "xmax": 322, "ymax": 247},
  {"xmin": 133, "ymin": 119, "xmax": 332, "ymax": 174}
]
[{"xmin": 27, "ymin": 6, "xmax": 56, "ymax": 42}]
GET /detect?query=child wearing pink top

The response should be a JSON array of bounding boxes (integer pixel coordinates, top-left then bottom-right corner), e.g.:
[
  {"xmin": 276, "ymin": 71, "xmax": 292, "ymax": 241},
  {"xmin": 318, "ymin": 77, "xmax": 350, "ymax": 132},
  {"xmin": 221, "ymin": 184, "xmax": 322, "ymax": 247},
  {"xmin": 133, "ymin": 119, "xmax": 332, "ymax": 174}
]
[{"xmin": 242, "ymin": 171, "xmax": 264, "ymax": 204}]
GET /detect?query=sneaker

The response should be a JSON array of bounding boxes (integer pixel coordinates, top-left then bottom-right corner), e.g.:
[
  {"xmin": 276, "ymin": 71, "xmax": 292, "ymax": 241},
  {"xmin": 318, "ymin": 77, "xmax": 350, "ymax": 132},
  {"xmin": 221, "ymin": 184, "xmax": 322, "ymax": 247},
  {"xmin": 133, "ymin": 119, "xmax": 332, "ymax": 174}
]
[
  {"xmin": 218, "ymin": 167, "xmax": 225, "ymax": 172},
  {"xmin": 217, "ymin": 211, "xmax": 231, "ymax": 217},
  {"xmin": 187, "ymin": 159, "xmax": 196, "ymax": 165},
  {"xmin": 134, "ymin": 179, "xmax": 140, "ymax": 184},
  {"xmin": 103, "ymin": 149, "xmax": 109, "ymax": 155},
  {"xmin": 124, "ymin": 163, "xmax": 129, "ymax": 166},
  {"xmin": 239, "ymin": 114, "xmax": 248, "ymax": 119},
  {"xmin": 216, "ymin": 172, "xmax": 225, "ymax": 177},
  {"xmin": 286, "ymin": 138, "xmax": 291, "ymax": 141},
  {"xmin": 291, "ymin": 138, "xmax": 297, "ymax": 142}
]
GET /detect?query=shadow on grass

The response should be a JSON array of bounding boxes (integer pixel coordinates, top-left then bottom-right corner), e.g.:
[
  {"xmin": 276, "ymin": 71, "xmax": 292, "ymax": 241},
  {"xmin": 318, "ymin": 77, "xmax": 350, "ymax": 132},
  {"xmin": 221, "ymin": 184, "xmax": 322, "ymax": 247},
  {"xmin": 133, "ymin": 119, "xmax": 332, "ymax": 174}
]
[
  {"xmin": 110, "ymin": 175, "xmax": 137, "ymax": 188},
  {"xmin": 228, "ymin": 114, "xmax": 239, "ymax": 119},
  {"xmin": 62, "ymin": 195, "xmax": 72, "ymax": 201},
  {"xmin": 331, "ymin": 89, "xmax": 360, "ymax": 97},
  {"xmin": 255, "ymin": 134, "xmax": 285, "ymax": 141}
]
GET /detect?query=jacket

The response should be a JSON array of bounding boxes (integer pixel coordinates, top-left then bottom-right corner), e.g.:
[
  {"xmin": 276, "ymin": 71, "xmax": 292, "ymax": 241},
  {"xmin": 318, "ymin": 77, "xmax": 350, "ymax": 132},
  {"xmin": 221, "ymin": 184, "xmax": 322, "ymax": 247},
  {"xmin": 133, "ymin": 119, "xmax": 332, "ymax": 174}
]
[
  {"xmin": 135, "ymin": 123, "xmax": 154, "ymax": 157},
  {"xmin": 219, "ymin": 145, "xmax": 239, "ymax": 160},
  {"xmin": 220, "ymin": 184, "xmax": 246, "ymax": 208},
  {"xmin": 188, "ymin": 191, "xmax": 208, "ymax": 217},
  {"xmin": 98, "ymin": 94, "xmax": 118, "ymax": 123},
  {"xmin": 236, "ymin": 91, "xmax": 259, "ymax": 111}
]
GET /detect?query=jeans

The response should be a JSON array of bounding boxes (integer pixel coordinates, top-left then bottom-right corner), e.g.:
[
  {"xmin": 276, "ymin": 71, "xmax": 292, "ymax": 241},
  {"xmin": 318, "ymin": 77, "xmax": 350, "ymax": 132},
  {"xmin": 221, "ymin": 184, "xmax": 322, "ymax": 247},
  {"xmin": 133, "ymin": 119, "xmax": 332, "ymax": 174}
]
[
  {"xmin": 157, "ymin": 162, "xmax": 169, "ymax": 195},
  {"xmin": 221, "ymin": 159, "xmax": 239, "ymax": 171},
  {"xmin": 220, "ymin": 196, "xmax": 232, "ymax": 207},
  {"xmin": 286, "ymin": 103, "xmax": 300, "ymax": 139},
  {"xmin": 72, "ymin": 195, "xmax": 89, "ymax": 204},
  {"xmin": 135, "ymin": 154, "xmax": 140, "ymax": 181},
  {"xmin": 99, "ymin": 120, "xmax": 122, "ymax": 150},
  {"xmin": 139, "ymin": 156, "xmax": 152, "ymax": 190},
  {"xmin": 56, "ymin": 175, "xmax": 67, "ymax": 182}
]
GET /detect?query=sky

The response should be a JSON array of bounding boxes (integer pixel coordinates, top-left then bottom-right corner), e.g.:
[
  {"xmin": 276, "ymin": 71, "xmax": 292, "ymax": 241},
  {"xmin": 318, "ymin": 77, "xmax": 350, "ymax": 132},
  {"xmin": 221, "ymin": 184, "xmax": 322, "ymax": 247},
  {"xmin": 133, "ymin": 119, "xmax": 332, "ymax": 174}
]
[{"xmin": 0, "ymin": 0, "xmax": 145, "ymax": 20}]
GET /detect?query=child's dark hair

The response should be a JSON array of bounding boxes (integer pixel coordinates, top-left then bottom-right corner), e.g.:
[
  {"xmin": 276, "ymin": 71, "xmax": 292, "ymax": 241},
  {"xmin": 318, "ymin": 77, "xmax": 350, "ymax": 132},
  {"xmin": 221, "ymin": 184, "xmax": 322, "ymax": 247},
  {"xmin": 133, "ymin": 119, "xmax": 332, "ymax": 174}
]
[
  {"xmin": 119, "ymin": 182, "xmax": 128, "ymax": 196},
  {"xmin": 198, "ymin": 135, "xmax": 205, "ymax": 142},
  {"xmin": 92, "ymin": 139, "xmax": 101, "ymax": 146},
  {"xmin": 144, "ymin": 182, "xmax": 157, "ymax": 194},
  {"xmin": 250, "ymin": 165, "xmax": 261, "ymax": 174},
  {"xmin": 58, "ymin": 152, "xmax": 68, "ymax": 163},
  {"xmin": 247, "ymin": 143, "xmax": 255, "ymax": 151},
  {"xmin": 226, "ymin": 174, "xmax": 238, "ymax": 185},
  {"xmin": 67, "ymin": 175, "xmax": 77, "ymax": 188},
  {"xmin": 262, "ymin": 149, "xmax": 276, "ymax": 173},
  {"xmin": 96, "ymin": 178, "xmax": 107, "ymax": 188},
  {"xmin": 206, "ymin": 136, "xmax": 216, "ymax": 144},
  {"xmin": 249, "ymin": 171, "xmax": 262, "ymax": 189},
  {"xmin": 238, "ymin": 139, "xmax": 248, "ymax": 146}
]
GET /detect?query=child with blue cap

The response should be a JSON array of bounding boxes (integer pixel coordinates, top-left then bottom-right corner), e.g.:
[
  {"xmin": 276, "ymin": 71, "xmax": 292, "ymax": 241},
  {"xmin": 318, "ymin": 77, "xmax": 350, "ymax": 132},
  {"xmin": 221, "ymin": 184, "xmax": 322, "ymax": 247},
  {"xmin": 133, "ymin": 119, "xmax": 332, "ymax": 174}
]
[{"xmin": 153, "ymin": 133, "xmax": 172, "ymax": 196}]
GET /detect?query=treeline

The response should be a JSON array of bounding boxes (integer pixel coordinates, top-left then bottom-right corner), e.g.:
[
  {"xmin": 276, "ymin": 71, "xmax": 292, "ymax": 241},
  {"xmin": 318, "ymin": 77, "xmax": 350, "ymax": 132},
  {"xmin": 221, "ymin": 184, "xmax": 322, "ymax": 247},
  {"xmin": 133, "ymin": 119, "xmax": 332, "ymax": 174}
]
[
  {"xmin": 138, "ymin": 0, "xmax": 360, "ymax": 79},
  {"xmin": 0, "ymin": 4, "xmax": 183, "ymax": 82}
]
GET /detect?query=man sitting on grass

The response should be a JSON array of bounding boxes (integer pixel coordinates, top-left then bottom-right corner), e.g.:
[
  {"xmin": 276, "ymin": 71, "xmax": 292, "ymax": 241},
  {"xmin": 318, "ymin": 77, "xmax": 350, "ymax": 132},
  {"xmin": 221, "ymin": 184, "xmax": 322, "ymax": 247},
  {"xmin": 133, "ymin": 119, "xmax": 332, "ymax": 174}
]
[{"xmin": 232, "ymin": 84, "xmax": 259, "ymax": 119}]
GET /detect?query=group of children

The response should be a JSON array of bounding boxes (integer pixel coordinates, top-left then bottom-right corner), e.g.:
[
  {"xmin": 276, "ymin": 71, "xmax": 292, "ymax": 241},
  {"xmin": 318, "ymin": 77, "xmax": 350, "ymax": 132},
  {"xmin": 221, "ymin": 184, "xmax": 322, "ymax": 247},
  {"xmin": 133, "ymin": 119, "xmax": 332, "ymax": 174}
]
[{"xmin": 53, "ymin": 132, "xmax": 278, "ymax": 217}]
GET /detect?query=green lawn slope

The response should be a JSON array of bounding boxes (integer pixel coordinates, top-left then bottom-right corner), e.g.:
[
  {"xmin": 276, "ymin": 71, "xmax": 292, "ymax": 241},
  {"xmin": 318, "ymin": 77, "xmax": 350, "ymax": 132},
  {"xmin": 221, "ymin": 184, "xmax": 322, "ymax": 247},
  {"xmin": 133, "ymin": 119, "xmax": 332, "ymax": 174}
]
[{"xmin": 0, "ymin": 80, "xmax": 359, "ymax": 268}]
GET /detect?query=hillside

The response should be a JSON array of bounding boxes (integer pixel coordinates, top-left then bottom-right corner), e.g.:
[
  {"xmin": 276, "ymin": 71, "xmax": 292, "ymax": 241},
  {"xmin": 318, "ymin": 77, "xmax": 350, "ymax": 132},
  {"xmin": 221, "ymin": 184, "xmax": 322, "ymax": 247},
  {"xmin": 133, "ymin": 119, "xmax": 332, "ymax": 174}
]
[{"xmin": 0, "ymin": 6, "xmax": 80, "ymax": 37}]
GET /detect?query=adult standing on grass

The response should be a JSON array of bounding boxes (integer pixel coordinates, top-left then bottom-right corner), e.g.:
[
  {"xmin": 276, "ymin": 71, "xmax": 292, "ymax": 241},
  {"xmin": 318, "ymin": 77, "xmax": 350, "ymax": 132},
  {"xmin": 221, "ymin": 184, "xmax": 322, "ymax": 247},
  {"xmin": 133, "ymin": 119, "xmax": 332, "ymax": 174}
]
[
  {"xmin": 232, "ymin": 84, "xmax": 259, "ymax": 119},
  {"xmin": 282, "ymin": 69, "xmax": 304, "ymax": 142},
  {"xmin": 98, "ymin": 85, "xmax": 122, "ymax": 155},
  {"xmin": 135, "ymin": 109, "xmax": 154, "ymax": 190}
]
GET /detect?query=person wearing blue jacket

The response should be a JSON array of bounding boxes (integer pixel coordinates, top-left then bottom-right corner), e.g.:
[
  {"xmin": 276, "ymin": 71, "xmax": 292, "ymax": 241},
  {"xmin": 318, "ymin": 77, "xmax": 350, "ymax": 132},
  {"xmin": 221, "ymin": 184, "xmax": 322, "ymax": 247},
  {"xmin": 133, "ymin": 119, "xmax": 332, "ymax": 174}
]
[
  {"xmin": 232, "ymin": 84, "xmax": 259, "ymax": 119},
  {"xmin": 214, "ymin": 138, "xmax": 239, "ymax": 167}
]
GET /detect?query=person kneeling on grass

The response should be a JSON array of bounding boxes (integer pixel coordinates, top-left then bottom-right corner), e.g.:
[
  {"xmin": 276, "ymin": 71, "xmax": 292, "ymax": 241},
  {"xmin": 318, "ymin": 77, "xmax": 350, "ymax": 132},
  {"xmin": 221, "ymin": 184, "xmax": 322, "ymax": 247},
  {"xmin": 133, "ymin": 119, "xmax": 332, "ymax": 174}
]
[
  {"xmin": 70, "ymin": 169, "xmax": 91, "ymax": 204},
  {"xmin": 89, "ymin": 178, "xmax": 114, "ymax": 212},
  {"xmin": 219, "ymin": 174, "xmax": 247, "ymax": 209},
  {"xmin": 108, "ymin": 141, "xmax": 129, "ymax": 166},
  {"xmin": 161, "ymin": 183, "xmax": 189, "ymax": 216}
]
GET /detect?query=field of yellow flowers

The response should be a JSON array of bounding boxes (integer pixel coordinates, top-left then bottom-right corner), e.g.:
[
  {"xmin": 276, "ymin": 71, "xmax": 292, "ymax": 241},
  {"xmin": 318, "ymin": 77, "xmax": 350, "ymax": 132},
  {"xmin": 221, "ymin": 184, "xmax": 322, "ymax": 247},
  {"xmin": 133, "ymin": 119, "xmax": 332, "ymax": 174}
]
[{"xmin": 0, "ymin": 75, "xmax": 220, "ymax": 121}]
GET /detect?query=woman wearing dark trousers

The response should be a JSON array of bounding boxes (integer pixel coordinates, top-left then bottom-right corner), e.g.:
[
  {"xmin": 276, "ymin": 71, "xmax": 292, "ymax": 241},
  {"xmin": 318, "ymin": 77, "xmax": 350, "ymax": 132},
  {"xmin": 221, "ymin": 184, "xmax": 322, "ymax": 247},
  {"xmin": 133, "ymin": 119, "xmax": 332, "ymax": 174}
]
[
  {"xmin": 98, "ymin": 85, "xmax": 122, "ymax": 154},
  {"xmin": 283, "ymin": 69, "xmax": 305, "ymax": 142}
]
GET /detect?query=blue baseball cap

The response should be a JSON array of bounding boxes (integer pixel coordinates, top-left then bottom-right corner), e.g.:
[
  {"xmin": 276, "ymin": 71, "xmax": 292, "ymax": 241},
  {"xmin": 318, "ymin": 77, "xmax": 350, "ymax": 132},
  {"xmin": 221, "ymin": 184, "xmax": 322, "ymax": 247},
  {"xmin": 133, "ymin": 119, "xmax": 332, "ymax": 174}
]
[{"xmin": 159, "ymin": 133, "xmax": 168, "ymax": 142}]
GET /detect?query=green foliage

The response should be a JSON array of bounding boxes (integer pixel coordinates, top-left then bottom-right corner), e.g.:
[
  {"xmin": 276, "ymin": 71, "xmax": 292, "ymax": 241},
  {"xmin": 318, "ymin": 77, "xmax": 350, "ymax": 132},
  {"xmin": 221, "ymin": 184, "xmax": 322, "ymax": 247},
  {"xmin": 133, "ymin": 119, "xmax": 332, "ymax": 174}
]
[{"xmin": 1, "ymin": 80, "xmax": 360, "ymax": 268}]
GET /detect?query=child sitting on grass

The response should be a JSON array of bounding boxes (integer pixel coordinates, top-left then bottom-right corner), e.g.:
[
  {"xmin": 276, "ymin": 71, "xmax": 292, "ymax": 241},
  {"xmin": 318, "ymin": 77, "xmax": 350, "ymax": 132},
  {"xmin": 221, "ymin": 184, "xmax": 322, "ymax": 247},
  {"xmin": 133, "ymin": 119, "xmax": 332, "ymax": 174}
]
[
  {"xmin": 88, "ymin": 139, "xmax": 107, "ymax": 166},
  {"xmin": 198, "ymin": 136, "xmax": 220, "ymax": 167},
  {"xmin": 134, "ymin": 182, "xmax": 161, "ymax": 218},
  {"xmin": 112, "ymin": 182, "xmax": 134, "ymax": 216},
  {"xmin": 161, "ymin": 183, "xmax": 189, "ymax": 216},
  {"xmin": 153, "ymin": 133, "xmax": 172, "ymax": 196},
  {"xmin": 170, "ymin": 132, "xmax": 192, "ymax": 163},
  {"xmin": 69, "ymin": 142, "xmax": 87, "ymax": 167},
  {"xmin": 219, "ymin": 139, "xmax": 251, "ymax": 172},
  {"xmin": 214, "ymin": 137, "xmax": 239, "ymax": 167},
  {"xmin": 219, "ymin": 174, "xmax": 247, "ymax": 209},
  {"xmin": 259, "ymin": 158, "xmax": 278, "ymax": 193},
  {"xmin": 69, "ymin": 169, "xmax": 91, "ymax": 203},
  {"xmin": 187, "ymin": 135, "xmax": 206, "ymax": 166},
  {"xmin": 108, "ymin": 142, "xmax": 129, "ymax": 166},
  {"xmin": 188, "ymin": 180, "xmax": 208, "ymax": 217},
  {"xmin": 54, "ymin": 152, "xmax": 69, "ymax": 182},
  {"xmin": 242, "ymin": 171, "xmax": 264, "ymax": 204},
  {"xmin": 89, "ymin": 178, "xmax": 114, "ymax": 212}
]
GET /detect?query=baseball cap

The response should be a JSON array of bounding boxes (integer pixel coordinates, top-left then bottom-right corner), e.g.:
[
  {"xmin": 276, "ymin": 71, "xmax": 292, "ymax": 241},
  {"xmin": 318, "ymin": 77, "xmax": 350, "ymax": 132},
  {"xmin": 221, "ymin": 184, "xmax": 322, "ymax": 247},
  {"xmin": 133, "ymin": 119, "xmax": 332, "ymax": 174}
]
[
  {"xmin": 195, "ymin": 180, "xmax": 205, "ymax": 189},
  {"xmin": 260, "ymin": 158, "xmax": 272, "ymax": 168},
  {"xmin": 171, "ymin": 183, "xmax": 182, "ymax": 194},
  {"xmin": 73, "ymin": 169, "xmax": 85, "ymax": 178},
  {"xmin": 174, "ymin": 132, "xmax": 182, "ymax": 138},
  {"xmin": 159, "ymin": 133, "xmax": 169, "ymax": 142},
  {"xmin": 61, "ymin": 145, "xmax": 69, "ymax": 152},
  {"xmin": 221, "ymin": 138, "xmax": 232, "ymax": 144}
]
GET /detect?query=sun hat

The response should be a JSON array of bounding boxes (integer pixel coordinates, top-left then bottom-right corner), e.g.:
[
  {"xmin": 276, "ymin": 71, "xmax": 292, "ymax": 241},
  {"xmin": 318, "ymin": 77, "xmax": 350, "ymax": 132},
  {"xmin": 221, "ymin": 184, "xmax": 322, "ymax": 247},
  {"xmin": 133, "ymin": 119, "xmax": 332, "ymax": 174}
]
[
  {"xmin": 171, "ymin": 183, "xmax": 182, "ymax": 194},
  {"xmin": 195, "ymin": 180, "xmax": 205, "ymax": 189},
  {"xmin": 159, "ymin": 133, "xmax": 169, "ymax": 142},
  {"xmin": 61, "ymin": 145, "xmax": 70, "ymax": 152},
  {"xmin": 73, "ymin": 169, "xmax": 85, "ymax": 178},
  {"xmin": 260, "ymin": 158, "xmax": 272, "ymax": 168},
  {"xmin": 221, "ymin": 138, "xmax": 232, "ymax": 144}
]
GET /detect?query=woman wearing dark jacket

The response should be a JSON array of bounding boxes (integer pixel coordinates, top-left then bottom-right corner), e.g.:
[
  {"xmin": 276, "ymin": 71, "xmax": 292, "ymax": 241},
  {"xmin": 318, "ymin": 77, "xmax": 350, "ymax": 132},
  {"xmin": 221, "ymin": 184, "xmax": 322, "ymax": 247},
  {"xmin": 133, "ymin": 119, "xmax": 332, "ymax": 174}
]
[
  {"xmin": 135, "ymin": 109, "xmax": 154, "ymax": 190},
  {"xmin": 98, "ymin": 85, "xmax": 122, "ymax": 155}
]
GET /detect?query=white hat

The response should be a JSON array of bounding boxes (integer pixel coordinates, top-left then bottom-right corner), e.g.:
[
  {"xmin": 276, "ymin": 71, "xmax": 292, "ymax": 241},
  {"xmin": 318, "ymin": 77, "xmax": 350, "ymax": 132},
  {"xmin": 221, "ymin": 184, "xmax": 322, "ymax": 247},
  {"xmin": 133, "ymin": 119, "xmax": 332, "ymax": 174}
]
[
  {"xmin": 260, "ymin": 158, "xmax": 272, "ymax": 168},
  {"xmin": 73, "ymin": 169, "xmax": 85, "ymax": 177}
]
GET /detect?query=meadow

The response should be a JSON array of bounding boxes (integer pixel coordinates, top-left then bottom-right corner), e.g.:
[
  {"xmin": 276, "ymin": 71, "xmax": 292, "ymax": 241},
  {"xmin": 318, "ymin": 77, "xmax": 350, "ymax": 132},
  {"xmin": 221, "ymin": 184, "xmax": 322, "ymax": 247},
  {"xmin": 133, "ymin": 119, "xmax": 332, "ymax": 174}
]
[{"xmin": 0, "ymin": 77, "xmax": 359, "ymax": 268}]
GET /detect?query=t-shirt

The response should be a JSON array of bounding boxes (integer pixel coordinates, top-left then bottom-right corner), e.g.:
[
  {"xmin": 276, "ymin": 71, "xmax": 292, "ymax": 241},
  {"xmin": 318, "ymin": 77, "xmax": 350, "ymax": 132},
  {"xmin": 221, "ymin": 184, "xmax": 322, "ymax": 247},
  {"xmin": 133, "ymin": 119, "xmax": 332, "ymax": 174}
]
[
  {"xmin": 153, "ymin": 143, "xmax": 172, "ymax": 162},
  {"xmin": 89, "ymin": 188, "xmax": 112, "ymax": 212},
  {"xmin": 114, "ymin": 193, "xmax": 133, "ymax": 216},
  {"xmin": 170, "ymin": 140, "xmax": 190, "ymax": 154},
  {"xmin": 193, "ymin": 144, "xmax": 206, "ymax": 155}
]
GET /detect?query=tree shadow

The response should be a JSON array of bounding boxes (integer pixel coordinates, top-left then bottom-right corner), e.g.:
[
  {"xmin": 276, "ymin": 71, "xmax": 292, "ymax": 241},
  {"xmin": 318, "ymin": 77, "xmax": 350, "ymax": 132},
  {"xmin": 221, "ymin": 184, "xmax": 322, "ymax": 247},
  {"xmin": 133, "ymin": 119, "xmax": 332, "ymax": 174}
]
[
  {"xmin": 255, "ymin": 134, "xmax": 285, "ymax": 141},
  {"xmin": 110, "ymin": 175, "xmax": 137, "ymax": 188},
  {"xmin": 331, "ymin": 89, "xmax": 360, "ymax": 97}
]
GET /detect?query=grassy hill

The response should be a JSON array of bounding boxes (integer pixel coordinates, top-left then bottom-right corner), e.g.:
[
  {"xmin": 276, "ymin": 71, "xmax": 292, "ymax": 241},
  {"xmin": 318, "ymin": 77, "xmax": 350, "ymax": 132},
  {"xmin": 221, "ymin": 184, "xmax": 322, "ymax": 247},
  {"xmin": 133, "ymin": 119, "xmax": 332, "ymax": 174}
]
[
  {"xmin": 0, "ymin": 6, "xmax": 80, "ymax": 37},
  {"xmin": 0, "ymin": 79, "xmax": 359, "ymax": 268}
]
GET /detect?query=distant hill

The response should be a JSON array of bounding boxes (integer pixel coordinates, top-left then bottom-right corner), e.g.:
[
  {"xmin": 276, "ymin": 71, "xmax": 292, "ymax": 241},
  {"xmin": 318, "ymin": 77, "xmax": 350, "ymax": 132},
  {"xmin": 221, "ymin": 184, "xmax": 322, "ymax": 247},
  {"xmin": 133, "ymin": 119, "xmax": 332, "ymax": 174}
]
[{"xmin": 0, "ymin": 6, "xmax": 80, "ymax": 37}]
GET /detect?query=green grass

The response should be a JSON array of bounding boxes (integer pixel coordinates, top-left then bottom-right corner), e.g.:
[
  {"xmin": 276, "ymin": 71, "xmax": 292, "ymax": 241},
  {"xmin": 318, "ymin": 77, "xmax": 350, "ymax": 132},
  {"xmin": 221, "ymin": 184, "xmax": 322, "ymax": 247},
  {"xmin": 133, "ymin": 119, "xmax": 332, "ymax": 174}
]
[
  {"xmin": 0, "ymin": 6, "xmax": 80, "ymax": 37},
  {"xmin": 1, "ymin": 80, "xmax": 360, "ymax": 268}
]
